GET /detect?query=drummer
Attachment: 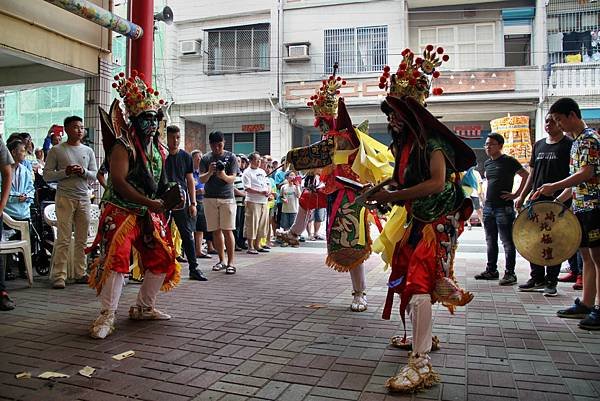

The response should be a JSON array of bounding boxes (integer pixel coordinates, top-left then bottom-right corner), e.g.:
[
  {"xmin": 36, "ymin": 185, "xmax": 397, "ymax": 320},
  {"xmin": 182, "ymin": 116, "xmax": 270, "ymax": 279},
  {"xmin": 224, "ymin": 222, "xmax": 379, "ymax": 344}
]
[
  {"xmin": 536, "ymin": 97, "xmax": 600, "ymax": 331},
  {"xmin": 516, "ymin": 114, "xmax": 573, "ymax": 296}
]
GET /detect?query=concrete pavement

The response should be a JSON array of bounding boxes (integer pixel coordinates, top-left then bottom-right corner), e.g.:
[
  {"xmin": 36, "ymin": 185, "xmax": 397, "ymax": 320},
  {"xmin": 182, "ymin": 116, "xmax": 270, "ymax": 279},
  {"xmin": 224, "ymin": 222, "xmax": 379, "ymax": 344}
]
[{"xmin": 1, "ymin": 227, "xmax": 599, "ymax": 401}]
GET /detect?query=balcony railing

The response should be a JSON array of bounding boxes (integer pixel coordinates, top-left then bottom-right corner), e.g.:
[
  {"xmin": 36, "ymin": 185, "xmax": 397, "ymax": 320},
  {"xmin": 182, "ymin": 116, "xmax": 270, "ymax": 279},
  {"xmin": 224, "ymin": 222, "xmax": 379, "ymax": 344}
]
[{"xmin": 548, "ymin": 62, "xmax": 600, "ymax": 96}]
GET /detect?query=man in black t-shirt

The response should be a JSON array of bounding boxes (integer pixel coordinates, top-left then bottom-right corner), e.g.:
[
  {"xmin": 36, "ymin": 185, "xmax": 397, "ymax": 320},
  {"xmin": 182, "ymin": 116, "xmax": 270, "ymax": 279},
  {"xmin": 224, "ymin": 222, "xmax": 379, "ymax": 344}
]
[
  {"xmin": 199, "ymin": 131, "xmax": 240, "ymax": 274},
  {"xmin": 166, "ymin": 126, "xmax": 207, "ymax": 282},
  {"xmin": 516, "ymin": 115, "xmax": 573, "ymax": 296},
  {"xmin": 475, "ymin": 133, "xmax": 529, "ymax": 285}
]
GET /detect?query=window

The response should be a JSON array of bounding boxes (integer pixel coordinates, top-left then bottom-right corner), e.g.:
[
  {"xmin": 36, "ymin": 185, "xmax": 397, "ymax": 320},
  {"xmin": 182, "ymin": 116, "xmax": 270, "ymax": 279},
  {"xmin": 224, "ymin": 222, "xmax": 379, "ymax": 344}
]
[
  {"xmin": 547, "ymin": 1, "xmax": 600, "ymax": 64},
  {"xmin": 223, "ymin": 132, "xmax": 270, "ymax": 155},
  {"xmin": 207, "ymin": 24, "xmax": 270, "ymax": 74},
  {"xmin": 324, "ymin": 26, "xmax": 387, "ymax": 75},
  {"xmin": 505, "ymin": 34, "xmax": 531, "ymax": 66},
  {"xmin": 419, "ymin": 23, "xmax": 496, "ymax": 69}
]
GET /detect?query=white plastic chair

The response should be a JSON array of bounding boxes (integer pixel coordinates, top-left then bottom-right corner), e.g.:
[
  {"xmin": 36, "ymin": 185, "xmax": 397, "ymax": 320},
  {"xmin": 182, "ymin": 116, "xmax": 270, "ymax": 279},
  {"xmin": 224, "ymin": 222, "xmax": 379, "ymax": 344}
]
[
  {"xmin": 0, "ymin": 212, "xmax": 33, "ymax": 287},
  {"xmin": 43, "ymin": 203, "xmax": 101, "ymax": 280}
]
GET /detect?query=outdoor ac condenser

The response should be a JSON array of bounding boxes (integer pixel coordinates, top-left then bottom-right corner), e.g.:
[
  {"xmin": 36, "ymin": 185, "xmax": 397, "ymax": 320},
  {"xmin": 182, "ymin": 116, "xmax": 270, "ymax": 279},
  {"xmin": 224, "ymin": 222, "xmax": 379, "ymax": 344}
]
[
  {"xmin": 179, "ymin": 40, "xmax": 202, "ymax": 56},
  {"xmin": 288, "ymin": 44, "xmax": 309, "ymax": 58}
]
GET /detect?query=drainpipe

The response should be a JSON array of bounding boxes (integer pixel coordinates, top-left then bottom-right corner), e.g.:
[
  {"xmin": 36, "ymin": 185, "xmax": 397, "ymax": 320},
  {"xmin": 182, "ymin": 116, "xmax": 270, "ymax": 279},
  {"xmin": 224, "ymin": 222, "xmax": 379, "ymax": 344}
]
[{"xmin": 43, "ymin": 0, "xmax": 142, "ymax": 39}]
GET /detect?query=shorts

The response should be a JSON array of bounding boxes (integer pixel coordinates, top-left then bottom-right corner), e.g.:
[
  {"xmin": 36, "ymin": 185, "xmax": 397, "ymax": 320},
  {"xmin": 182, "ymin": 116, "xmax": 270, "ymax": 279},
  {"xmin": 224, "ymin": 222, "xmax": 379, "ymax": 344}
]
[
  {"xmin": 471, "ymin": 196, "xmax": 481, "ymax": 210},
  {"xmin": 576, "ymin": 208, "xmax": 600, "ymax": 248},
  {"xmin": 203, "ymin": 197, "xmax": 237, "ymax": 232},
  {"xmin": 309, "ymin": 207, "xmax": 326, "ymax": 223},
  {"xmin": 195, "ymin": 202, "xmax": 207, "ymax": 233}
]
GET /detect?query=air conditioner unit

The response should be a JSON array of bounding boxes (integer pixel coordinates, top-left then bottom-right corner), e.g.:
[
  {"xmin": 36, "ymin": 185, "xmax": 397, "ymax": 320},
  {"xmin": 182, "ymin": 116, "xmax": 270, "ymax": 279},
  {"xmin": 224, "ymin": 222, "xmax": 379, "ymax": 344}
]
[
  {"xmin": 179, "ymin": 40, "xmax": 201, "ymax": 56},
  {"xmin": 288, "ymin": 44, "xmax": 309, "ymax": 58}
]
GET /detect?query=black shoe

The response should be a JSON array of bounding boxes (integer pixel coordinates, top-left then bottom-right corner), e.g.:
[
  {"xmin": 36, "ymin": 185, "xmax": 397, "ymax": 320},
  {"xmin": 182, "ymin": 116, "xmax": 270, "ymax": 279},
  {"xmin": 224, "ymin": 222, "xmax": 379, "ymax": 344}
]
[
  {"xmin": 207, "ymin": 249, "xmax": 218, "ymax": 255},
  {"xmin": 189, "ymin": 268, "xmax": 208, "ymax": 281},
  {"xmin": 176, "ymin": 256, "xmax": 187, "ymax": 263},
  {"xmin": 499, "ymin": 273, "xmax": 517, "ymax": 286},
  {"xmin": 557, "ymin": 297, "xmax": 591, "ymax": 319},
  {"xmin": 474, "ymin": 270, "xmax": 499, "ymax": 280},
  {"xmin": 579, "ymin": 305, "xmax": 600, "ymax": 330},
  {"xmin": 519, "ymin": 279, "xmax": 545, "ymax": 292},
  {"xmin": 0, "ymin": 293, "xmax": 15, "ymax": 311},
  {"xmin": 543, "ymin": 284, "xmax": 558, "ymax": 297}
]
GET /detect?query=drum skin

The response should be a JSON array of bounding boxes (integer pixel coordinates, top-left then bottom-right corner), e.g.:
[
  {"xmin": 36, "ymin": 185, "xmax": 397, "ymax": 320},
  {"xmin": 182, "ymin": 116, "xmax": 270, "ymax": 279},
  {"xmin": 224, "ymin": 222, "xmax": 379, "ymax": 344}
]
[{"xmin": 513, "ymin": 201, "xmax": 582, "ymax": 266}]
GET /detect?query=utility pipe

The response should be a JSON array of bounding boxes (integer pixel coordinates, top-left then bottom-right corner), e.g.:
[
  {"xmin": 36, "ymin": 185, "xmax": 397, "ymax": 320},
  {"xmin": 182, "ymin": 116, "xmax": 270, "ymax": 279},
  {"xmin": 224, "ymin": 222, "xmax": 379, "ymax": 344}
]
[{"xmin": 43, "ymin": 0, "xmax": 143, "ymax": 39}]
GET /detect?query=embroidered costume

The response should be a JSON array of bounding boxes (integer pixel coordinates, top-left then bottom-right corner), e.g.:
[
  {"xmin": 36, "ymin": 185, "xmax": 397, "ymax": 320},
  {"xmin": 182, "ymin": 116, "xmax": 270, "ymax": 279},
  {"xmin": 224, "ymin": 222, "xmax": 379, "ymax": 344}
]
[
  {"xmin": 87, "ymin": 71, "xmax": 180, "ymax": 339},
  {"xmin": 369, "ymin": 46, "xmax": 475, "ymax": 392},
  {"xmin": 281, "ymin": 67, "xmax": 394, "ymax": 312}
]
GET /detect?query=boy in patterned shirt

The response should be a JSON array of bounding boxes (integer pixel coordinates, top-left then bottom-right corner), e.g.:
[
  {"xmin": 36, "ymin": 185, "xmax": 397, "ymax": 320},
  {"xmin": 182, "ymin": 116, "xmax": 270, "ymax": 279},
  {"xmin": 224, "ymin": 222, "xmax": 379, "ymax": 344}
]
[{"xmin": 536, "ymin": 97, "xmax": 600, "ymax": 330}]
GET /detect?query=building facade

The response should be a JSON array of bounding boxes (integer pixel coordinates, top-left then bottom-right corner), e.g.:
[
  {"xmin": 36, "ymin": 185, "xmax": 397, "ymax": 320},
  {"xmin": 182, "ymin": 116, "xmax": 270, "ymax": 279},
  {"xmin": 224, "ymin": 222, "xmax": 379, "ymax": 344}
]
[
  {"xmin": 164, "ymin": 0, "xmax": 598, "ymax": 161},
  {"xmin": 545, "ymin": 0, "xmax": 600, "ymax": 130},
  {"xmin": 164, "ymin": 0, "xmax": 286, "ymax": 157},
  {"xmin": 0, "ymin": 0, "xmax": 115, "ymax": 161},
  {"xmin": 282, "ymin": 0, "xmax": 545, "ymax": 166}
]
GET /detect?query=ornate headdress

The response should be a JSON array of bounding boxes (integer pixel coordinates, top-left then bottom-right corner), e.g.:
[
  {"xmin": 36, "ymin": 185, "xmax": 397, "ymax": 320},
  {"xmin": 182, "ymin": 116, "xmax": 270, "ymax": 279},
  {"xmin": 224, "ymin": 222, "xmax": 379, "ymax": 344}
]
[
  {"xmin": 378, "ymin": 45, "xmax": 449, "ymax": 105},
  {"xmin": 112, "ymin": 70, "xmax": 165, "ymax": 118},
  {"xmin": 307, "ymin": 63, "xmax": 346, "ymax": 118}
]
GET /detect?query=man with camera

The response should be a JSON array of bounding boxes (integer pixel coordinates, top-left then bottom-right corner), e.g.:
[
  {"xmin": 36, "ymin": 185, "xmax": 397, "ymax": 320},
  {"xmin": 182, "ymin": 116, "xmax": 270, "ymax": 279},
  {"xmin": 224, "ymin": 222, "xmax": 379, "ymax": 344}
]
[{"xmin": 199, "ymin": 131, "xmax": 239, "ymax": 274}]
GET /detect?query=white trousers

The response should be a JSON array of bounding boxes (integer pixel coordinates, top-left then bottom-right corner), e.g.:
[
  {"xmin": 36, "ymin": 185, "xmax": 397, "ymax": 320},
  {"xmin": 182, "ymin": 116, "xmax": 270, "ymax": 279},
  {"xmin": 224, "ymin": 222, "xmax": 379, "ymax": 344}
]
[
  {"xmin": 407, "ymin": 294, "xmax": 433, "ymax": 354},
  {"xmin": 99, "ymin": 270, "xmax": 166, "ymax": 312},
  {"xmin": 350, "ymin": 263, "xmax": 366, "ymax": 292}
]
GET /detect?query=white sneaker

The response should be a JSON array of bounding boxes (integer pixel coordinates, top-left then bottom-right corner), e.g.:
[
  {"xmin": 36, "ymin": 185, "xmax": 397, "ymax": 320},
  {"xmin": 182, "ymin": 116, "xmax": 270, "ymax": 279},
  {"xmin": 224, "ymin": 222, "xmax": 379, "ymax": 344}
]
[
  {"xmin": 351, "ymin": 291, "xmax": 368, "ymax": 312},
  {"xmin": 90, "ymin": 310, "xmax": 116, "ymax": 339},
  {"xmin": 128, "ymin": 305, "xmax": 171, "ymax": 320}
]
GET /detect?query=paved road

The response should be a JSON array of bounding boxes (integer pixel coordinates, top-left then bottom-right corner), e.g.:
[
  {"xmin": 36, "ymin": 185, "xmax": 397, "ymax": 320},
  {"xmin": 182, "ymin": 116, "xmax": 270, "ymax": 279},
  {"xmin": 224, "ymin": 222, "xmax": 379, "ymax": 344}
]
[{"xmin": 1, "ymin": 227, "xmax": 599, "ymax": 401}]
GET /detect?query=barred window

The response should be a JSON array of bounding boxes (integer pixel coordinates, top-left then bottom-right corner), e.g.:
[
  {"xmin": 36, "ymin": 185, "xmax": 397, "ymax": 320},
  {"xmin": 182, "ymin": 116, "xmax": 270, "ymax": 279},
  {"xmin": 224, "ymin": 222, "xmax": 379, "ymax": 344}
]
[
  {"xmin": 324, "ymin": 26, "xmax": 387, "ymax": 75},
  {"xmin": 547, "ymin": 0, "xmax": 600, "ymax": 64},
  {"xmin": 207, "ymin": 24, "xmax": 270, "ymax": 74}
]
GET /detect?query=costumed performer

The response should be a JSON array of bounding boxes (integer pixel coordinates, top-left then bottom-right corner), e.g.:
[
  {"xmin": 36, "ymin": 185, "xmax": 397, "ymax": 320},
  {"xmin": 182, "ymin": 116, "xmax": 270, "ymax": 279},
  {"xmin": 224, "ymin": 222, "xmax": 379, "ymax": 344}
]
[
  {"xmin": 87, "ymin": 70, "xmax": 181, "ymax": 339},
  {"xmin": 366, "ymin": 46, "xmax": 475, "ymax": 392},
  {"xmin": 280, "ymin": 66, "xmax": 394, "ymax": 312}
]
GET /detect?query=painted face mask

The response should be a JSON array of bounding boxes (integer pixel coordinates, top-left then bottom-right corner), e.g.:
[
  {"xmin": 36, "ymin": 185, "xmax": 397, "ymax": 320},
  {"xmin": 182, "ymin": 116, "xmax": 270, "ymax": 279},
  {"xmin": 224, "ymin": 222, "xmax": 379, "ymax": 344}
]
[{"xmin": 135, "ymin": 111, "xmax": 158, "ymax": 138}]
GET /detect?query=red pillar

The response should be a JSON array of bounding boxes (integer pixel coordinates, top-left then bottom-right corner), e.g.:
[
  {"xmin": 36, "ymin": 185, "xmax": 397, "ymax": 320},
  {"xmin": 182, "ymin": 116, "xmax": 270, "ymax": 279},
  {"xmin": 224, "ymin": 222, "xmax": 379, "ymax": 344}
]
[{"xmin": 129, "ymin": 0, "xmax": 154, "ymax": 85}]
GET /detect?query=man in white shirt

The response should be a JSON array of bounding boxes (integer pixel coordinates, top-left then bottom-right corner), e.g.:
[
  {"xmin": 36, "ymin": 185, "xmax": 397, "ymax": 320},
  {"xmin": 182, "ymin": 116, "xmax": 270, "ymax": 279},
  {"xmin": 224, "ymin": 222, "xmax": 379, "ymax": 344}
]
[
  {"xmin": 242, "ymin": 152, "xmax": 270, "ymax": 254},
  {"xmin": 44, "ymin": 116, "xmax": 97, "ymax": 289}
]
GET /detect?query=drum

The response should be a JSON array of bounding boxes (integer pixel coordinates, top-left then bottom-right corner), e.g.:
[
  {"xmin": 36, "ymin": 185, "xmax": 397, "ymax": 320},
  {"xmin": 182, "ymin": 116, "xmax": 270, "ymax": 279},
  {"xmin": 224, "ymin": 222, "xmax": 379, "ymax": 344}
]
[{"xmin": 513, "ymin": 201, "xmax": 582, "ymax": 266}]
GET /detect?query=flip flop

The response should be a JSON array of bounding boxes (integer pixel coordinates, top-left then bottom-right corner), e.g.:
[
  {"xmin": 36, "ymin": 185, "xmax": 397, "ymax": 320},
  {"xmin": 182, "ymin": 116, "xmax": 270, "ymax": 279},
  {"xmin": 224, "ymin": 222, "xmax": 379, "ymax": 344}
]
[
  {"xmin": 197, "ymin": 253, "xmax": 212, "ymax": 259},
  {"xmin": 247, "ymin": 249, "xmax": 259, "ymax": 255},
  {"xmin": 257, "ymin": 248, "xmax": 270, "ymax": 253}
]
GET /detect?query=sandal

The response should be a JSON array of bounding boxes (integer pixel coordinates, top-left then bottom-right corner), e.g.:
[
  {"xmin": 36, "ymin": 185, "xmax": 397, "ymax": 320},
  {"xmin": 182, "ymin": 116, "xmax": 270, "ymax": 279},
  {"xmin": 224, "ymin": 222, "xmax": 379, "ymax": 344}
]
[
  {"xmin": 225, "ymin": 265, "xmax": 236, "ymax": 275},
  {"xmin": 212, "ymin": 262, "xmax": 225, "ymax": 271},
  {"xmin": 247, "ymin": 249, "xmax": 259, "ymax": 255},
  {"xmin": 257, "ymin": 248, "xmax": 270, "ymax": 253}
]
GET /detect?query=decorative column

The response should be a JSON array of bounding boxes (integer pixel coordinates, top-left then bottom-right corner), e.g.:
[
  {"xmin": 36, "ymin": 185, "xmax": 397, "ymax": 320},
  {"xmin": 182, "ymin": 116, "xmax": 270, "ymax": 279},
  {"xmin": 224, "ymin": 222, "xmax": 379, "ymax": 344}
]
[
  {"xmin": 130, "ymin": 0, "xmax": 154, "ymax": 84},
  {"xmin": 84, "ymin": 55, "xmax": 112, "ymax": 199}
]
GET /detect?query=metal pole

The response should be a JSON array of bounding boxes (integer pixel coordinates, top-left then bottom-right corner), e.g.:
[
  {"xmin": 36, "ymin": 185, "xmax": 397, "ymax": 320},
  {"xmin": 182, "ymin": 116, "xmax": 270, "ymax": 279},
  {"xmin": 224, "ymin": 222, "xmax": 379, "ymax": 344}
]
[
  {"xmin": 130, "ymin": 0, "xmax": 154, "ymax": 85},
  {"xmin": 43, "ymin": 0, "xmax": 143, "ymax": 39}
]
